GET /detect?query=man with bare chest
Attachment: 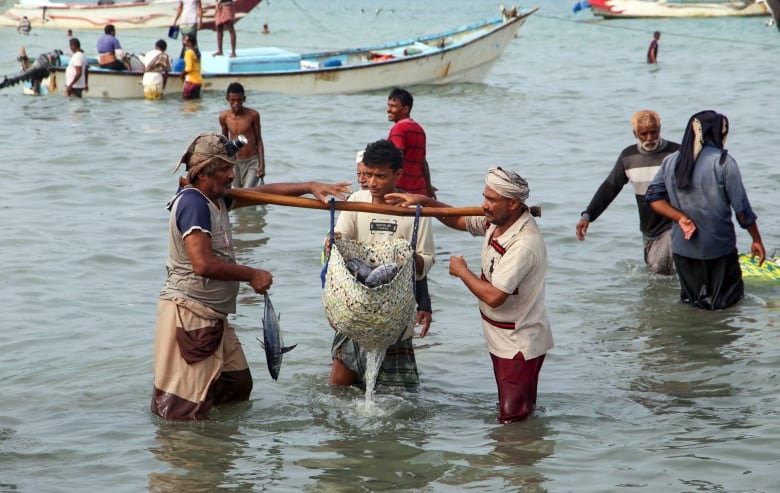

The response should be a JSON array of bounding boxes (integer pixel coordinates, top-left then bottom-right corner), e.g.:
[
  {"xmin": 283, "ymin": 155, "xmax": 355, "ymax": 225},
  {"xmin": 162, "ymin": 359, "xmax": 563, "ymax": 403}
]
[{"xmin": 219, "ymin": 82, "xmax": 266, "ymax": 186}]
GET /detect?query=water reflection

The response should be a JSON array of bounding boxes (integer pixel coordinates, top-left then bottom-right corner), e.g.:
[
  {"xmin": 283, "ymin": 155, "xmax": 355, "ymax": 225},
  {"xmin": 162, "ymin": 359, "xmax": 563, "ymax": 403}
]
[
  {"xmin": 483, "ymin": 420, "xmax": 555, "ymax": 491},
  {"xmin": 230, "ymin": 205, "xmax": 269, "ymax": 255},
  {"xmin": 628, "ymin": 279, "xmax": 743, "ymax": 414},
  {"xmin": 148, "ymin": 418, "xmax": 253, "ymax": 493}
]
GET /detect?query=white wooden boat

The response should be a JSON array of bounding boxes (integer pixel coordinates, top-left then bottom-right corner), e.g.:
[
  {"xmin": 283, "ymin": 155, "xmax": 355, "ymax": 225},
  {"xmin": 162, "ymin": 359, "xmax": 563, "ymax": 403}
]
[
  {"xmin": 587, "ymin": 0, "xmax": 769, "ymax": 18},
  {"xmin": 44, "ymin": 8, "xmax": 537, "ymax": 99},
  {"xmin": 0, "ymin": 0, "xmax": 261, "ymax": 30}
]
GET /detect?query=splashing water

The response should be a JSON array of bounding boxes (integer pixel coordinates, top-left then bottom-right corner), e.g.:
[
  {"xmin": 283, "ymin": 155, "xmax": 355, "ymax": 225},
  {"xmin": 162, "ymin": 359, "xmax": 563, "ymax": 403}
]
[{"xmin": 361, "ymin": 346, "xmax": 387, "ymax": 410}]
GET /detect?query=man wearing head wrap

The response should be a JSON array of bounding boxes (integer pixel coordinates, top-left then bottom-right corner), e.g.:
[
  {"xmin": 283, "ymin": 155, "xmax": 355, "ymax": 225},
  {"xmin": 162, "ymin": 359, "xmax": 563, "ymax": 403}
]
[
  {"xmin": 152, "ymin": 132, "xmax": 351, "ymax": 420},
  {"xmin": 645, "ymin": 110, "xmax": 765, "ymax": 310},
  {"xmin": 576, "ymin": 110, "xmax": 680, "ymax": 275},
  {"xmin": 387, "ymin": 167, "xmax": 553, "ymax": 423}
]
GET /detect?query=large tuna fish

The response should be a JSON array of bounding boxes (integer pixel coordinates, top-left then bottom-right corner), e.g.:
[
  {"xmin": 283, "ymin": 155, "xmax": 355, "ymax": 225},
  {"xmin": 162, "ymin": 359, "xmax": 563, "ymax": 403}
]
[{"xmin": 259, "ymin": 293, "xmax": 296, "ymax": 381}]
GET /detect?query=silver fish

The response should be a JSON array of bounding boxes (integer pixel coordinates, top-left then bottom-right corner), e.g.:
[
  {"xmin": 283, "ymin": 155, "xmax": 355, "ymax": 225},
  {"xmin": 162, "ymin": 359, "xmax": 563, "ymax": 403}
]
[
  {"xmin": 346, "ymin": 257, "xmax": 373, "ymax": 283},
  {"xmin": 364, "ymin": 262, "xmax": 401, "ymax": 288},
  {"xmin": 259, "ymin": 293, "xmax": 297, "ymax": 381}
]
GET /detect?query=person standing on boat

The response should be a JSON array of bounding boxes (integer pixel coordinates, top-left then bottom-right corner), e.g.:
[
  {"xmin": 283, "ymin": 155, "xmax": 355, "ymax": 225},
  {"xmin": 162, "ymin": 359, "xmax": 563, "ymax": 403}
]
[
  {"xmin": 647, "ymin": 31, "xmax": 660, "ymax": 64},
  {"xmin": 575, "ymin": 110, "xmax": 680, "ymax": 275},
  {"xmin": 645, "ymin": 110, "xmax": 765, "ymax": 310},
  {"xmin": 17, "ymin": 16, "xmax": 31, "ymax": 36},
  {"xmin": 387, "ymin": 87, "xmax": 436, "ymax": 198},
  {"xmin": 152, "ymin": 132, "xmax": 351, "ymax": 420},
  {"xmin": 181, "ymin": 34, "xmax": 202, "ymax": 100},
  {"xmin": 97, "ymin": 24, "xmax": 128, "ymax": 71},
  {"xmin": 219, "ymin": 82, "xmax": 265, "ymax": 186},
  {"xmin": 386, "ymin": 167, "xmax": 553, "ymax": 423},
  {"xmin": 143, "ymin": 39, "xmax": 172, "ymax": 100},
  {"xmin": 214, "ymin": 0, "xmax": 238, "ymax": 58},
  {"xmin": 65, "ymin": 38, "xmax": 88, "ymax": 98},
  {"xmin": 173, "ymin": 0, "xmax": 202, "ymax": 58},
  {"xmin": 328, "ymin": 139, "xmax": 435, "ymax": 393}
]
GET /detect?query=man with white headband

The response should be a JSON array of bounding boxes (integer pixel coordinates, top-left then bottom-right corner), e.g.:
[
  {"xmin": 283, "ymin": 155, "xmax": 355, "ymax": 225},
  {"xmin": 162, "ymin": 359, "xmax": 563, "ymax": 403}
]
[
  {"xmin": 576, "ymin": 110, "xmax": 680, "ymax": 275},
  {"xmin": 387, "ymin": 167, "xmax": 553, "ymax": 423},
  {"xmin": 152, "ymin": 132, "xmax": 351, "ymax": 420}
]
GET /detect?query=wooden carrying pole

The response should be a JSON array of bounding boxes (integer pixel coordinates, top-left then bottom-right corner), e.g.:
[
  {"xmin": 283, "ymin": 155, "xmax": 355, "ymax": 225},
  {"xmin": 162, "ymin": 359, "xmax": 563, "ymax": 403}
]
[
  {"xmin": 227, "ymin": 189, "xmax": 541, "ymax": 218},
  {"xmin": 227, "ymin": 189, "xmax": 483, "ymax": 217}
]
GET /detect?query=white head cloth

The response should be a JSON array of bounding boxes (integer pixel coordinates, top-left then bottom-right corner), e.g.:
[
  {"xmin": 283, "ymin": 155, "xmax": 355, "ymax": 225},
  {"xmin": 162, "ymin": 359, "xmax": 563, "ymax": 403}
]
[{"xmin": 485, "ymin": 167, "xmax": 529, "ymax": 202}]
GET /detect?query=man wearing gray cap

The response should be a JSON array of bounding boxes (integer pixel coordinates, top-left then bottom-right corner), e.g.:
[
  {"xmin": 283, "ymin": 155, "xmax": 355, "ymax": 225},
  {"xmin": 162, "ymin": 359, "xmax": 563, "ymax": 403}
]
[
  {"xmin": 152, "ymin": 132, "xmax": 351, "ymax": 420},
  {"xmin": 387, "ymin": 167, "xmax": 553, "ymax": 423}
]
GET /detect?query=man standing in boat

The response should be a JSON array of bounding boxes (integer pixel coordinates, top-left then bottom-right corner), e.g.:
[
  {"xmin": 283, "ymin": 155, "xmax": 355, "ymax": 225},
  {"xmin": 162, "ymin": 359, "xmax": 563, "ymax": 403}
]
[
  {"xmin": 575, "ymin": 110, "xmax": 680, "ymax": 275},
  {"xmin": 219, "ymin": 82, "xmax": 265, "ymax": 186},
  {"xmin": 214, "ymin": 0, "xmax": 238, "ymax": 58},
  {"xmin": 172, "ymin": 0, "xmax": 202, "ymax": 58},
  {"xmin": 152, "ymin": 132, "xmax": 350, "ymax": 420}
]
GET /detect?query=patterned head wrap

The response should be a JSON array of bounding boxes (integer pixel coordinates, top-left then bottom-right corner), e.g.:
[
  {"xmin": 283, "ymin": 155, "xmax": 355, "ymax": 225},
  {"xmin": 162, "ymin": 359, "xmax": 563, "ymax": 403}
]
[
  {"xmin": 675, "ymin": 110, "xmax": 729, "ymax": 189},
  {"xmin": 171, "ymin": 132, "xmax": 237, "ymax": 180},
  {"xmin": 485, "ymin": 167, "xmax": 530, "ymax": 202}
]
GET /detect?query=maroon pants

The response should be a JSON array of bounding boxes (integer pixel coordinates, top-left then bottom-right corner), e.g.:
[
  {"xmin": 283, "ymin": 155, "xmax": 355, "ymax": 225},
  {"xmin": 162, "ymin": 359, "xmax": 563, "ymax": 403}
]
[{"xmin": 490, "ymin": 351, "xmax": 545, "ymax": 423}]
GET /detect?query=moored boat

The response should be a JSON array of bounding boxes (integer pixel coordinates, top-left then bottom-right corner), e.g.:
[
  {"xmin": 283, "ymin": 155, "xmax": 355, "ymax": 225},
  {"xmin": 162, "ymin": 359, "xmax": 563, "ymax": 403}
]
[
  {"xmin": 42, "ymin": 8, "xmax": 537, "ymax": 99},
  {"xmin": 0, "ymin": 0, "xmax": 262, "ymax": 30},
  {"xmin": 587, "ymin": 0, "xmax": 769, "ymax": 18}
]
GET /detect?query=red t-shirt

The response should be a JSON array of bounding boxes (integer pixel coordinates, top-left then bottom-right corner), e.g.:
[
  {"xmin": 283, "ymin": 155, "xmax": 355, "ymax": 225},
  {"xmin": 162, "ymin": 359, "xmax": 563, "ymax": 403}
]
[{"xmin": 388, "ymin": 118, "xmax": 428, "ymax": 196}]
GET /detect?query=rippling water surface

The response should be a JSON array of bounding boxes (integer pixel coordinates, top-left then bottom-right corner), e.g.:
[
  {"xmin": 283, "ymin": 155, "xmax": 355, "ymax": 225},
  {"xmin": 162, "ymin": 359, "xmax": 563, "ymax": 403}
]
[{"xmin": 1, "ymin": 0, "xmax": 779, "ymax": 491}]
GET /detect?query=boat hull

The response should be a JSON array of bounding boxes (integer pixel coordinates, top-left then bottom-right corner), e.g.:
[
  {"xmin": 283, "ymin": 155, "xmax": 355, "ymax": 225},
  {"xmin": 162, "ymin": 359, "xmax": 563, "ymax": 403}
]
[
  {"xmin": 47, "ymin": 10, "xmax": 536, "ymax": 99},
  {"xmin": 0, "ymin": 0, "xmax": 261, "ymax": 30},
  {"xmin": 589, "ymin": 0, "xmax": 769, "ymax": 18}
]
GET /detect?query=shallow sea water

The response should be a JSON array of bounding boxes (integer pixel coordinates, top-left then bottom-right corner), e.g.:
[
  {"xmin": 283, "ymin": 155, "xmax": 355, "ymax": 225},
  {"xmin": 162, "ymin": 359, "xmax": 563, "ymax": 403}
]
[{"xmin": 1, "ymin": 0, "xmax": 779, "ymax": 491}]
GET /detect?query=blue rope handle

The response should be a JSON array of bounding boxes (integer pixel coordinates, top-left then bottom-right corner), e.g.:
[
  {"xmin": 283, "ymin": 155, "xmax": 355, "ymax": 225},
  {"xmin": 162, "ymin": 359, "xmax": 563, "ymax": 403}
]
[
  {"xmin": 410, "ymin": 204, "xmax": 422, "ymax": 298},
  {"xmin": 320, "ymin": 198, "xmax": 336, "ymax": 288}
]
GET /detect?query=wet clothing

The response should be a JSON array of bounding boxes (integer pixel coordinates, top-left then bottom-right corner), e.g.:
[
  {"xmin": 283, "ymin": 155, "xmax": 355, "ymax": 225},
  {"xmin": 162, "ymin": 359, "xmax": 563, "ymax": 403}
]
[
  {"xmin": 581, "ymin": 140, "xmax": 680, "ymax": 274},
  {"xmin": 331, "ymin": 189, "xmax": 435, "ymax": 391},
  {"xmin": 644, "ymin": 228, "xmax": 673, "ymax": 275},
  {"xmin": 232, "ymin": 155, "xmax": 261, "ymax": 188},
  {"xmin": 673, "ymin": 251, "xmax": 743, "ymax": 310},
  {"xmin": 331, "ymin": 333, "xmax": 419, "ymax": 392},
  {"xmin": 388, "ymin": 118, "xmax": 428, "ymax": 196},
  {"xmin": 646, "ymin": 143, "xmax": 758, "ymax": 309},
  {"xmin": 491, "ymin": 352, "xmax": 545, "ymax": 423},
  {"xmin": 464, "ymin": 210, "xmax": 553, "ymax": 421},
  {"xmin": 153, "ymin": 187, "xmax": 251, "ymax": 420},
  {"xmin": 152, "ymin": 297, "xmax": 252, "ymax": 420},
  {"xmin": 182, "ymin": 47, "xmax": 202, "ymax": 99},
  {"xmin": 142, "ymin": 49, "xmax": 172, "ymax": 100}
]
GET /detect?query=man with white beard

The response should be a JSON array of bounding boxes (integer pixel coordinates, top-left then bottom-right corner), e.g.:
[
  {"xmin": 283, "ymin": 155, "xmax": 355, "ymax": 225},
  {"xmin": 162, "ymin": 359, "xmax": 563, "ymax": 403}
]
[{"xmin": 575, "ymin": 110, "xmax": 680, "ymax": 275}]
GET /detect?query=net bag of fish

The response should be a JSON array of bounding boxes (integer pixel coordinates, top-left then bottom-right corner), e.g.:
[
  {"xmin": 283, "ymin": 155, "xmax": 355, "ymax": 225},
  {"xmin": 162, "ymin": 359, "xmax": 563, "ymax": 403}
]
[{"xmin": 322, "ymin": 237, "xmax": 416, "ymax": 351}]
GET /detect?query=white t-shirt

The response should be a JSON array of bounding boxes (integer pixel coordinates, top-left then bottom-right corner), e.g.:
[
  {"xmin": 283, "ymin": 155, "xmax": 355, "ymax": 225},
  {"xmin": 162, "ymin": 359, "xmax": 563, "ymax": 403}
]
[
  {"xmin": 179, "ymin": 0, "xmax": 200, "ymax": 25},
  {"xmin": 142, "ymin": 49, "xmax": 166, "ymax": 85},
  {"xmin": 66, "ymin": 51, "xmax": 88, "ymax": 89}
]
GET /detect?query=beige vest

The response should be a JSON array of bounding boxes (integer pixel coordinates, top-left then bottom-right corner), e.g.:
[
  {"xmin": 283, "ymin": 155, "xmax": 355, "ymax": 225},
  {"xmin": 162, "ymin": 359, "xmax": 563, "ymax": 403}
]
[{"xmin": 159, "ymin": 188, "xmax": 239, "ymax": 314}]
